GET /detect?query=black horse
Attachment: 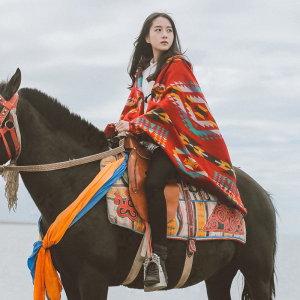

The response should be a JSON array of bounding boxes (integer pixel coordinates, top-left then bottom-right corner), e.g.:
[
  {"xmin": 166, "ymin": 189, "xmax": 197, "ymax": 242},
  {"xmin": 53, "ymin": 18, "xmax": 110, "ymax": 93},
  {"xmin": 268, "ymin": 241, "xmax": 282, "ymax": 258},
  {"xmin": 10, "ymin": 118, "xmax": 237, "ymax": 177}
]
[{"xmin": 0, "ymin": 69, "xmax": 276, "ymax": 300}]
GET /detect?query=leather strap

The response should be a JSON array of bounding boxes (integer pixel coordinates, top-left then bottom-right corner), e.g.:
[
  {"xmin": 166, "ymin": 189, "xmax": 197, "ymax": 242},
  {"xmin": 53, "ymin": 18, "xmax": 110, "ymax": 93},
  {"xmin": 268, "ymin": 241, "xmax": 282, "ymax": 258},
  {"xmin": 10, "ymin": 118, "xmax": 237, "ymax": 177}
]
[
  {"xmin": 0, "ymin": 114, "xmax": 20, "ymax": 158},
  {"xmin": 122, "ymin": 231, "xmax": 195, "ymax": 288},
  {"xmin": 0, "ymin": 93, "xmax": 18, "ymax": 125},
  {"xmin": 174, "ymin": 250, "xmax": 194, "ymax": 288},
  {"xmin": 0, "ymin": 126, "xmax": 12, "ymax": 159},
  {"xmin": 122, "ymin": 230, "xmax": 150, "ymax": 285},
  {"xmin": 122, "ymin": 221, "xmax": 194, "ymax": 288},
  {"xmin": 181, "ymin": 181, "xmax": 197, "ymax": 253},
  {"xmin": 0, "ymin": 93, "xmax": 20, "ymax": 160},
  {"xmin": 9, "ymin": 121, "xmax": 20, "ymax": 155}
]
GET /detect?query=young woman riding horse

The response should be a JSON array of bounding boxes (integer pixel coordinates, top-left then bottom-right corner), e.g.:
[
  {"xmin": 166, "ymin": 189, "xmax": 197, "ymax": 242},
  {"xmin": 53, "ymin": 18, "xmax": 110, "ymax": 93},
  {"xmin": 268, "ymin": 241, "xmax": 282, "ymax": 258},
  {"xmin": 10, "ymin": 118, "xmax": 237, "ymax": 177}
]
[
  {"xmin": 114, "ymin": 12, "xmax": 247, "ymax": 290},
  {"xmin": 0, "ymin": 33, "xmax": 276, "ymax": 299}
]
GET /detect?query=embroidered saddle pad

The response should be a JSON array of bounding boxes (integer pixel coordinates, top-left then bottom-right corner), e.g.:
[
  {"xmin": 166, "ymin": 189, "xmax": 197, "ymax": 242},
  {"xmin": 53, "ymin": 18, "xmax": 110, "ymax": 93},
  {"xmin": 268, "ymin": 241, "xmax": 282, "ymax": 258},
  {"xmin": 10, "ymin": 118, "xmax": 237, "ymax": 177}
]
[{"xmin": 103, "ymin": 157, "xmax": 246, "ymax": 244}]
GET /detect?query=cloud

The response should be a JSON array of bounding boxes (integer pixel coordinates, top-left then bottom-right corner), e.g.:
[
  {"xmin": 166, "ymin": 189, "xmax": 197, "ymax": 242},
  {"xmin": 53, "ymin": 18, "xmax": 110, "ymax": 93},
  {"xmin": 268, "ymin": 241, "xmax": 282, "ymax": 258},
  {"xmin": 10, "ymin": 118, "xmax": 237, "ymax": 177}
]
[{"xmin": 80, "ymin": 90, "xmax": 129, "ymax": 129}]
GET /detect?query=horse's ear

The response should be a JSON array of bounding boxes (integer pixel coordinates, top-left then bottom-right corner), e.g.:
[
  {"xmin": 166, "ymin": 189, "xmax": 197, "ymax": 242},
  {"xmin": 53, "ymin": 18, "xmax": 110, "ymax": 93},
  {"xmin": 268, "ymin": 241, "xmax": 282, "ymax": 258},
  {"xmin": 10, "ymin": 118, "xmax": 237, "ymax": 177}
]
[{"xmin": 7, "ymin": 68, "xmax": 21, "ymax": 95}]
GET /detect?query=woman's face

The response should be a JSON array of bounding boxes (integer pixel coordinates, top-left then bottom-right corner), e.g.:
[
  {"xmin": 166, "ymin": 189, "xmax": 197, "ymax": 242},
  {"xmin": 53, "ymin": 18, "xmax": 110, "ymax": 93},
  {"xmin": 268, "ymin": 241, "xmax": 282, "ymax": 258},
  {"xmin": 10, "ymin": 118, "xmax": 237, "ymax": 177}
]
[{"xmin": 145, "ymin": 17, "xmax": 174, "ymax": 61}]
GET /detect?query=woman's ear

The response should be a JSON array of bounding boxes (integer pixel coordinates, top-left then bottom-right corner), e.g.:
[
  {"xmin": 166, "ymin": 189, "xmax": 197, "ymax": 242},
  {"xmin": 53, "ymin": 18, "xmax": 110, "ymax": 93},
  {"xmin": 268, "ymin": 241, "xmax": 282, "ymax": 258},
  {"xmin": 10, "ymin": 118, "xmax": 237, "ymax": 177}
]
[{"xmin": 145, "ymin": 35, "xmax": 150, "ymax": 43}]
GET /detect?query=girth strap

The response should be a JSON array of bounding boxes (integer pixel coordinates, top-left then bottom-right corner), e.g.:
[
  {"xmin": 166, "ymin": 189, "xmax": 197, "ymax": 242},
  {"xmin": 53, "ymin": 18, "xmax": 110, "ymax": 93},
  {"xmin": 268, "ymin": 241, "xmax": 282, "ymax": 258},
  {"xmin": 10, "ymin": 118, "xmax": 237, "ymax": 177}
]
[
  {"xmin": 122, "ymin": 226, "xmax": 194, "ymax": 289},
  {"xmin": 122, "ymin": 231, "xmax": 150, "ymax": 285}
]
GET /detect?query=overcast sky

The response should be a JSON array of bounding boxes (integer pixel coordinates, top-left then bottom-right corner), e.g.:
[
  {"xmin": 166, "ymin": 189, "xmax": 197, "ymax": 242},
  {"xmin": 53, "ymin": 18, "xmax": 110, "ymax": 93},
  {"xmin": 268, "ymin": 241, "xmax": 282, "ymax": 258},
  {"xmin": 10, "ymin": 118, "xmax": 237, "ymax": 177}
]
[{"xmin": 0, "ymin": 0, "xmax": 299, "ymax": 234}]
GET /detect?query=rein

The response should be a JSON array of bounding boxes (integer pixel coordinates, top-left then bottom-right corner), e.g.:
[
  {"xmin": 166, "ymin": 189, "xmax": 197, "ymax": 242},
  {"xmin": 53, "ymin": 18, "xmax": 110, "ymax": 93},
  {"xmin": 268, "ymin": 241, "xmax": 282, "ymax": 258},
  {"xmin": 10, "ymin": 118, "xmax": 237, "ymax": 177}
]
[
  {"xmin": 0, "ymin": 142, "xmax": 125, "ymax": 173},
  {"xmin": 0, "ymin": 92, "xmax": 125, "ymax": 174}
]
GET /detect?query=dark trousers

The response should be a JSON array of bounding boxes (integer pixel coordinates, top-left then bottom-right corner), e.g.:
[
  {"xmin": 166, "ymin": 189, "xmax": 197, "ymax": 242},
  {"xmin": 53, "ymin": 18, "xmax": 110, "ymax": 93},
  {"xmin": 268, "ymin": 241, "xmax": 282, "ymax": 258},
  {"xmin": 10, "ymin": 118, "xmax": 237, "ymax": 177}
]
[{"xmin": 144, "ymin": 147, "xmax": 176, "ymax": 248}]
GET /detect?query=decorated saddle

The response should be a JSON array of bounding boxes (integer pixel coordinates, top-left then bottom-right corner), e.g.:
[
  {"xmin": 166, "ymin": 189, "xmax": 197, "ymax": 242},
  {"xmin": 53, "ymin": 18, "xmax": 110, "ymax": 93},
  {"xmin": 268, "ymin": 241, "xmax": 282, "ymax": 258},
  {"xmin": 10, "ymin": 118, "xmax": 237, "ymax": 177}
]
[{"xmin": 102, "ymin": 156, "xmax": 246, "ymax": 244}]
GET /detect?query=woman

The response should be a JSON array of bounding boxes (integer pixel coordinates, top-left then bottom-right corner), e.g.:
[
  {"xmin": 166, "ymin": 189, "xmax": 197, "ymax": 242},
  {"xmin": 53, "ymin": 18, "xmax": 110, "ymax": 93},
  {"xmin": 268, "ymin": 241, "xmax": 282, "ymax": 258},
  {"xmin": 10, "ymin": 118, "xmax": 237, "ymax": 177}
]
[{"xmin": 114, "ymin": 12, "xmax": 246, "ymax": 290}]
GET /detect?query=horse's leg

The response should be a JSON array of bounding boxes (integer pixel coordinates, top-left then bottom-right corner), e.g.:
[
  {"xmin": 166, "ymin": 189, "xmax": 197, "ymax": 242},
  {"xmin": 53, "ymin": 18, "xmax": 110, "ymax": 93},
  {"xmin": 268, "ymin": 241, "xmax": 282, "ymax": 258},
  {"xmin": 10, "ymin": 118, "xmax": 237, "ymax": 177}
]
[
  {"xmin": 239, "ymin": 250, "xmax": 275, "ymax": 300},
  {"xmin": 205, "ymin": 260, "xmax": 238, "ymax": 300},
  {"xmin": 60, "ymin": 274, "xmax": 81, "ymax": 300},
  {"xmin": 235, "ymin": 168, "xmax": 276, "ymax": 300},
  {"xmin": 78, "ymin": 265, "xmax": 110, "ymax": 300},
  {"xmin": 237, "ymin": 228, "xmax": 276, "ymax": 300},
  {"xmin": 241, "ymin": 275, "xmax": 273, "ymax": 300}
]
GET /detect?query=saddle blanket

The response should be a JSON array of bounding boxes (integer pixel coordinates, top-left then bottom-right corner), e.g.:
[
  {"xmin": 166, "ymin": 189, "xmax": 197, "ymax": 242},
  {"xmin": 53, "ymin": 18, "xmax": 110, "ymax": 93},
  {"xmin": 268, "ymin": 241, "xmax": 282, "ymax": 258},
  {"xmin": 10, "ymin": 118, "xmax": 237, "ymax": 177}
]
[{"xmin": 105, "ymin": 162, "xmax": 246, "ymax": 244}]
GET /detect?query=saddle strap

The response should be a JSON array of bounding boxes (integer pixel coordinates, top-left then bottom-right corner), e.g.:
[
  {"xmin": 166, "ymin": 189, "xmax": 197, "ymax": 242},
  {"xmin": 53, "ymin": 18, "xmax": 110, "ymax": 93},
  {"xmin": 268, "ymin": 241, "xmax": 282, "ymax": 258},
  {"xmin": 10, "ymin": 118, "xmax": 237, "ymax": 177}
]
[
  {"xmin": 174, "ymin": 251, "xmax": 194, "ymax": 289},
  {"xmin": 122, "ymin": 230, "xmax": 150, "ymax": 285},
  {"xmin": 181, "ymin": 181, "xmax": 197, "ymax": 254},
  {"xmin": 122, "ymin": 227, "xmax": 194, "ymax": 289}
]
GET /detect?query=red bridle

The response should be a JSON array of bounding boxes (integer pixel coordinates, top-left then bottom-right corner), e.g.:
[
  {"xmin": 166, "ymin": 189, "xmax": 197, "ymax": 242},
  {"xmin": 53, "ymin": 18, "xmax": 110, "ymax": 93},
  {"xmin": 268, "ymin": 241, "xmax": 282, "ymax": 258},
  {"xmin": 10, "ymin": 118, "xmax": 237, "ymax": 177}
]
[{"xmin": 0, "ymin": 93, "xmax": 20, "ymax": 160}]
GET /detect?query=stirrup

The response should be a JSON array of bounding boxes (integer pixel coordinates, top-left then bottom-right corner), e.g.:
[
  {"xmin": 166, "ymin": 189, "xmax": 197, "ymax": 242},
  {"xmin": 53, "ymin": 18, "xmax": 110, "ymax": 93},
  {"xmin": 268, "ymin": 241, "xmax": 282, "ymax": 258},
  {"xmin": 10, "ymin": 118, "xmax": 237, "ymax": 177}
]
[{"xmin": 143, "ymin": 253, "xmax": 168, "ymax": 292}]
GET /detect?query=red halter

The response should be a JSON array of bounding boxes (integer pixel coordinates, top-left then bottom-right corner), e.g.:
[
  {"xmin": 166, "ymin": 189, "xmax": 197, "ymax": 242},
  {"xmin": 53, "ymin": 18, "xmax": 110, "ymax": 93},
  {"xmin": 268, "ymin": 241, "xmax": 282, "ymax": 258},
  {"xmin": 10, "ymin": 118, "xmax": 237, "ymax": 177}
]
[{"xmin": 0, "ymin": 93, "xmax": 20, "ymax": 160}]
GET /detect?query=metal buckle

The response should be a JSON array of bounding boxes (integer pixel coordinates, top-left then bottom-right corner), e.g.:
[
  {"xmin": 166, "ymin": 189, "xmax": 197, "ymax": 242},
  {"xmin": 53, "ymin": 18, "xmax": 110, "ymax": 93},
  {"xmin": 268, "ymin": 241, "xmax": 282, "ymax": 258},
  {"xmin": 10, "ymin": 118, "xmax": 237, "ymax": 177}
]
[{"xmin": 5, "ymin": 120, "xmax": 14, "ymax": 130}]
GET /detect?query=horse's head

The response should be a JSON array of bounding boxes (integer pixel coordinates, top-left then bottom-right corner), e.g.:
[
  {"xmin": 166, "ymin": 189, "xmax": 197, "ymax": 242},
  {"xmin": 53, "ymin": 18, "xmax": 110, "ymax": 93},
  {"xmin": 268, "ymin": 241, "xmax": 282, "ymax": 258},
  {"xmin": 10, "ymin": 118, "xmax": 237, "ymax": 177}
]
[{"xmin": 0, "ymin": 69, "xmax": 21, "ymax": 165}]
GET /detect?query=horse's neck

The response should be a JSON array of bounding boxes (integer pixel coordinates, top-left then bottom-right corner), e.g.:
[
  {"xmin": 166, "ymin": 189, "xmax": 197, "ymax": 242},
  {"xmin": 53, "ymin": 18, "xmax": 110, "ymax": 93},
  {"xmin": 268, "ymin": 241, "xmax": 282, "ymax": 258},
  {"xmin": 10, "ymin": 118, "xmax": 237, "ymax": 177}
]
[{"xmin": 16, "ymin": 97, "xmax": 107, "ymax": 225}]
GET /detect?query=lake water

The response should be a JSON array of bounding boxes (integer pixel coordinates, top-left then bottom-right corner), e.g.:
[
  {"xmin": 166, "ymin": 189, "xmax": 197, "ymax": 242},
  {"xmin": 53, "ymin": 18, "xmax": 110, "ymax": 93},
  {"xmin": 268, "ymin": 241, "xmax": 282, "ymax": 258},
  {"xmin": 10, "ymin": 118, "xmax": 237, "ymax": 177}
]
[{"xmin": 0, "ymin": 223, "xmax": 298, "ymax": 300}]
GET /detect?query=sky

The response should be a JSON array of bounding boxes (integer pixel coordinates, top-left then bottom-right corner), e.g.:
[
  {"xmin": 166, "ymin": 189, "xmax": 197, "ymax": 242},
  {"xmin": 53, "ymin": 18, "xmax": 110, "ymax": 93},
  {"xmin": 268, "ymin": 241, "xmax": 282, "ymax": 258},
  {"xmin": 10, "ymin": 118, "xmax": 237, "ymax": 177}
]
[{"xmin": 0, "ymin": 0, "xmax": 299, "ymax": 234}]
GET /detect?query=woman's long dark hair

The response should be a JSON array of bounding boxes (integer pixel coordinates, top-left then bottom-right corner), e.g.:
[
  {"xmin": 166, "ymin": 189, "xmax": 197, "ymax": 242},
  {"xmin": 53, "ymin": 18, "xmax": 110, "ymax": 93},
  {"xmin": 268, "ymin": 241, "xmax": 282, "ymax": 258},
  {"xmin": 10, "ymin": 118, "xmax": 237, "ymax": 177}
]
[{"xmin": 128, "ymin": 12, "xmax": 183, "ymax": 89}]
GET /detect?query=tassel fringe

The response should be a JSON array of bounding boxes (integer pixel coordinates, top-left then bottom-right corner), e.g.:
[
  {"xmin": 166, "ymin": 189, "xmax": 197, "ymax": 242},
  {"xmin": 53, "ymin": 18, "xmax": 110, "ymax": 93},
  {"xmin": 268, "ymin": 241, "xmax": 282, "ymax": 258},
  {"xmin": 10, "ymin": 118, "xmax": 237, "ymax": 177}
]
[{"xmin": 2, "ymin": 160, "xmax": 19, "ymax": 211}]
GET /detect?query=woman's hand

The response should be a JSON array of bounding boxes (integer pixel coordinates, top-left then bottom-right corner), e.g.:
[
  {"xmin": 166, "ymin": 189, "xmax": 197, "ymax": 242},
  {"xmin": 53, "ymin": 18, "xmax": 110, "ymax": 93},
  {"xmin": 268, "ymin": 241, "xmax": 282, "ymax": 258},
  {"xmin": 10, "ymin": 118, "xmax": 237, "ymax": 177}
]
[{"xmin": 115, "ymin": 120, "xmax": 130, "ymax": 133}]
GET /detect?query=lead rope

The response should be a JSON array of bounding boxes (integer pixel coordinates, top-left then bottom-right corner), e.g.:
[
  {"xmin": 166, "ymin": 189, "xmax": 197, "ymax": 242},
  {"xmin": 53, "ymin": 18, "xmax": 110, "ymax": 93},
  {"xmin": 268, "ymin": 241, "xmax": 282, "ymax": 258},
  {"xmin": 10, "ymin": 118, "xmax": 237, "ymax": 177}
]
[{"xmin": 0, "ymin": 140, "xmax": 125, "ymax": 173}]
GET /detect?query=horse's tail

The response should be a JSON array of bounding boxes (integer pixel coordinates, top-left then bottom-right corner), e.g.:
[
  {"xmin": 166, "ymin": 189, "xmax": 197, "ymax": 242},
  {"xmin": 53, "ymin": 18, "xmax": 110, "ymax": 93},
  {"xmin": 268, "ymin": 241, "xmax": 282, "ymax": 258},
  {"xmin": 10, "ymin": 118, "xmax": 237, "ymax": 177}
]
[
  {"xmin": 268, "ymin": 193, "xmax": 277, "ymax": 299},
  {"xmin": 269, "ymin": 209, "xmax": 277, "ymax": 299},
  {"xmin": 242, "ymin": 192, "xmax": 277, "ymax": 300},
  {"xmin": 241, "ymin": 278, "xmax": 251, "ymax": 300}
]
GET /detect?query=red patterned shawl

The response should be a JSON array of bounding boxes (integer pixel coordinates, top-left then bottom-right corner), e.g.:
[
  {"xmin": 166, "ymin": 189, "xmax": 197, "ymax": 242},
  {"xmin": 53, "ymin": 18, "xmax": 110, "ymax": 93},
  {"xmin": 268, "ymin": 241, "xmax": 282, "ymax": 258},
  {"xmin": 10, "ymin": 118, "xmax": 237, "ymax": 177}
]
[{"xmin": 120, "ymin": 56, "xmax": 246, "ymax": 215}]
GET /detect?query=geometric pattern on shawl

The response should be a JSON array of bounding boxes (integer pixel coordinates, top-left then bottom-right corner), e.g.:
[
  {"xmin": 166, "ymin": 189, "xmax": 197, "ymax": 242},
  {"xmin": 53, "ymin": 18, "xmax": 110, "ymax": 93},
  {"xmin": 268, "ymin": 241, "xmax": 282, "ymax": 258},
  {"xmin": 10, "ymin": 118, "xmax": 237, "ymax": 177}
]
[{"xmin": 120, "ymin": 56, "xmax": 247, "ymax": 215}]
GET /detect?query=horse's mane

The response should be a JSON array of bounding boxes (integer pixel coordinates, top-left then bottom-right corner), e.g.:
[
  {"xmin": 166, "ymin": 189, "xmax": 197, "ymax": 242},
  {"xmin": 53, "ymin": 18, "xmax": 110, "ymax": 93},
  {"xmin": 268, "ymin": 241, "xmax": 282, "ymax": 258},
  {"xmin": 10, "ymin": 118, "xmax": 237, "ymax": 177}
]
[
  {"xmin": 18, "ymin": 88, "xmax": 108, "ymax": 150},
  {"xmin": 0, "ymin": 81, "xmax": 6, "ymax": 90}
]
